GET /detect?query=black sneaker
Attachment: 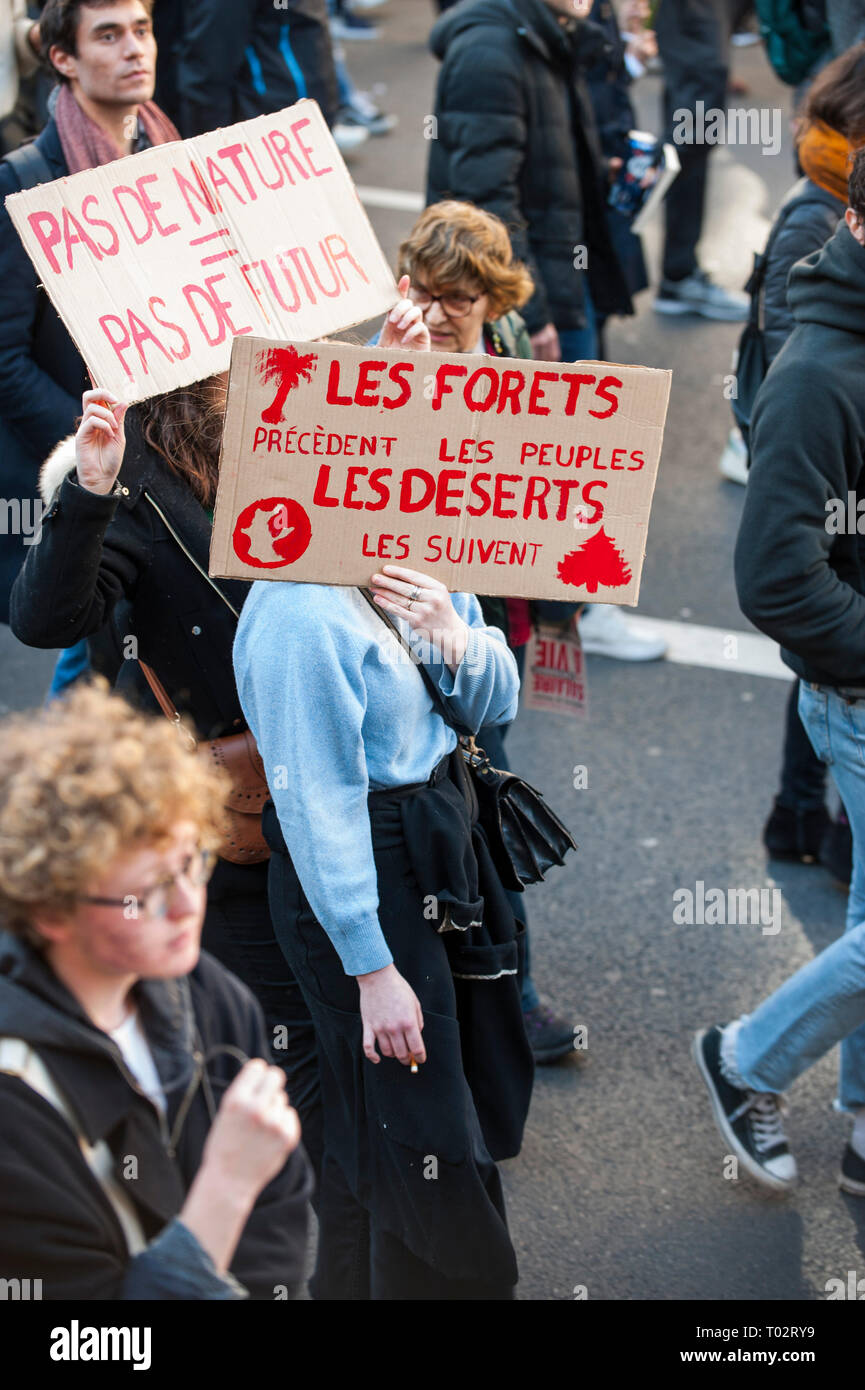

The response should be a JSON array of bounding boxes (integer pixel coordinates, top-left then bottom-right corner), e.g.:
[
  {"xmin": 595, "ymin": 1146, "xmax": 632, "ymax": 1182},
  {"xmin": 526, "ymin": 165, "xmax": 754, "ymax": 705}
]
[
  {"xmin": 693, "ymin": 1026, "xmax": 797, "ymax": 1191},
  {"xmin": 839, "ymin": 1143, "xmax": 865, "ymax": 1196},
  {"xmin": 523, "ymin": 1002, "xmax": 577, "ymax": 1064},
  {"xmin": 763, "ymin": 798, "xmax": 831, "ymax": 863}
]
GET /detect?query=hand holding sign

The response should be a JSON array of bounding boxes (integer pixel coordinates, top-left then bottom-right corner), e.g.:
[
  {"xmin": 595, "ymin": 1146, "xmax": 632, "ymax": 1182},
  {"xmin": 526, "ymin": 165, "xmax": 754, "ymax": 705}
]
[
  {"xmin": 75, "ymin": 389, "xmax": 128, "ymax": 497},
  {"xmin": 370, "ymin": 564, "xmax": 470, "ymax": 672},
  {"xmin": 378, "ymin": 275, "xmax": 431, "ymax": 352}
]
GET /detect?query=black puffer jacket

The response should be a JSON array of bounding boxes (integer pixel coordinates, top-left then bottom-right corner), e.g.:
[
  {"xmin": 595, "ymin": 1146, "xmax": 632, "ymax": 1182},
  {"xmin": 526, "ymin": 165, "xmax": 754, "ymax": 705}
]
[
  {"xmin": 760, "ymin": 177, "xmax": 845, "ymax": 366},
  {"xmin": 427, "ymin": 0, "xmax": 633, "ymax": 335},
  {"xmin": 9, "ymin": 409, "xmax": 250, "ymax": 741}
]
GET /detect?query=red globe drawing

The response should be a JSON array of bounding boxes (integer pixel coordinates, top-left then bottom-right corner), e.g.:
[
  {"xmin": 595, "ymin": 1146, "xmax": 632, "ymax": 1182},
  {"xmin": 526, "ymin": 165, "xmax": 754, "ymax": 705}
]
[{"xmin": 232, "ymin": 496, "xmax": 312, "ymax": 569}]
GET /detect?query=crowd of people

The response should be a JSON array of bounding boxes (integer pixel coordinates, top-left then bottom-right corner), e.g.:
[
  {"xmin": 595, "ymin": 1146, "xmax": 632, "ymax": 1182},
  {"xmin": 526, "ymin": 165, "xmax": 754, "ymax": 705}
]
[{"xmin": 0, "ymin": 0, "xmax": 864, "ymax": 1300}]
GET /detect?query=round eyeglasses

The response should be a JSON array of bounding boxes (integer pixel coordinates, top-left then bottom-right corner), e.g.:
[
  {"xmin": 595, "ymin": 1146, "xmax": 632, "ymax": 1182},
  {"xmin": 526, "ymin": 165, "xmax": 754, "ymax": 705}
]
[
  {"xmin": 407, "ymin": 281, "xmax": 483, "ymax": 319},
  {"xmin": 82, "ymin": 848, "xmax": 216, "ymax": 920}
]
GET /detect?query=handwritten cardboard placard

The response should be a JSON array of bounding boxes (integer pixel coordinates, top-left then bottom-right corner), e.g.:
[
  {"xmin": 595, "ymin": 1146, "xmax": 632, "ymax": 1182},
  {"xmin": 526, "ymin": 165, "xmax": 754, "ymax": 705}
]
[
  {"xmin": 523, "ymin": 623, "xmax": 587, "ymax": 717},
  {"xmin": 4, "ymin": 100, "xmax": 396, "ymax": 403},
  {"xmin": 209, "ymin": 335, "xmax": 672, "ymax": 602}
]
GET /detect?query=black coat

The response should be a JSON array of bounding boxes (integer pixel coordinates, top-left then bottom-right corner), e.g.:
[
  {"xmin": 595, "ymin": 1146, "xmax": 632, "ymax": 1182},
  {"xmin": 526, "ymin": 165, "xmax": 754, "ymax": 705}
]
[
  {"xmin": 427, "ymin": 0, "xmax": 633, "ymax": 336},
  {"xmin": 0, "ymin": 119, "xmax": 89, "ymax": 622},
  {"xmin": 9, "ymin": 409, "xmax": 251, "ymax": 741},
  {"xmin": 172, "ymin": 0, "xmax": 338, "ymax": 137},
  {"xmin": 0, "ymin": 933, "xmax": 313, "ymax": 1299},
  {"xmin": 735, "ymin": 225, "xmax": 865, "ymax": 687}
]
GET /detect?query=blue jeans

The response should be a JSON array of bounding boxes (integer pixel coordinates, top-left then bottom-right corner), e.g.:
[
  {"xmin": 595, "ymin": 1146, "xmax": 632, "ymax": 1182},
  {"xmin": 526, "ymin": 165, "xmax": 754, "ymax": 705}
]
[
  {"xmin": 733, "ymin": 683, "xmax": 865, "ymax": 1111},
  {"xmin": 557, "ymin": 286, "xmax": 598, "ymax": 364},
  {"xmin": 47, "ymin": 640, "xmax": 90, "ymax": 700}
]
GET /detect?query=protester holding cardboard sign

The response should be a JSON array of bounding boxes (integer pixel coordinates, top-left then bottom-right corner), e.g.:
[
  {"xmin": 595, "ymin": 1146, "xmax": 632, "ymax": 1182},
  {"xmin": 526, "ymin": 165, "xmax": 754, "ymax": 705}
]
[
  {"xmin": 0, "ymin": 0, "xmax": 180, "ymax": 624},
  {"xmin": 234, "ymin": 557, "xmax": 534, "ymax": 1299}
]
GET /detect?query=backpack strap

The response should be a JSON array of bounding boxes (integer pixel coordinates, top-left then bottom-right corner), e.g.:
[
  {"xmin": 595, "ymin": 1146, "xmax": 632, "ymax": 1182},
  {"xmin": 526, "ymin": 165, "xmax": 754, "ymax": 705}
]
[
  {"xmin": 3, "ymin": 140, "xmax": 54, "ymax": 191},
  {"xmin": 0, "ymin": 1037, "xmax": 148, "ymax": 1255},
  {"xmin": 744, "ymin": 182, "xmax": 820, "ymax": 330}
]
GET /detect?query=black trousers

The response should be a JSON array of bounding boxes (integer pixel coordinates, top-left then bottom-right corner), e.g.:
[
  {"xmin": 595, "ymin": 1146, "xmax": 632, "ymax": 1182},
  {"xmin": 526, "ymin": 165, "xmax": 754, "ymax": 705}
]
[
  {"xmin": 656, "ymin": 0, "xmax": 730, "ymax": 282},
  {"xmin": 201, "ymin": 857, "xmax": 324, "ymax": 1183},
  {"xmin": 263, "ymin": 761, "xmax": 530, "ymax": 1300},
  {"xmin": 778, "ymin": 679, "xmax": 828, "ymax": 812}
]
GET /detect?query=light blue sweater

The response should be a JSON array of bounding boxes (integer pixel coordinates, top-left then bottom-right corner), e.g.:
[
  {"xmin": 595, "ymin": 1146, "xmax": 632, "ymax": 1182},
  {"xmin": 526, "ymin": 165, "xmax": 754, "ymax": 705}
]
[{"xmin": 233, "ymin": 584, "xmax": 519, "ymax": 975}]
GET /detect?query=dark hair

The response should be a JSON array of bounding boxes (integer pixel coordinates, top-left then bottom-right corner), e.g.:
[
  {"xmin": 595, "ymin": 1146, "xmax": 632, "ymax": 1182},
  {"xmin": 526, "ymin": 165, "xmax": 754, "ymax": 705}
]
[
  {"xmin": 802, "ymin": 41, "xmax": 865, "ymax": 147},
  {"xmin": 40, "ymin": 0, "xmax": 154, "ymax": 81},
  {"xmin": 849, "ymin": 147, "xmax": 865, "ymax": 222},
  {"xmin": 139, "ymin": 377, "xmax": 226, "ymax": 511}
]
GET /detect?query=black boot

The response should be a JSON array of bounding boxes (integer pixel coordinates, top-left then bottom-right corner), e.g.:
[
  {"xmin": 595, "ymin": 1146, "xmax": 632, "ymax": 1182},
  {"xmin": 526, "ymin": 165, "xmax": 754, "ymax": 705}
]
[
  {"xmin": 820, "ymin": 811, "xmax": 853, "ymax": 886},
  {"xmin": 763, "ymin": 798, "xmax": 831, "ymax": 862}
]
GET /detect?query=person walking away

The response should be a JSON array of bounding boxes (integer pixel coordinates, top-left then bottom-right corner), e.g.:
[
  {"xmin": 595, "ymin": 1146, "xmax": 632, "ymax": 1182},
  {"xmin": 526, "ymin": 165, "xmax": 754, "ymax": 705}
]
[
  {"xmin": 695, "ymin": 151, "xmax": 865, "ymax": 1196},
  {"xmin": 427, "ymin": 0, "xmax": 634, "ymax": 365}
]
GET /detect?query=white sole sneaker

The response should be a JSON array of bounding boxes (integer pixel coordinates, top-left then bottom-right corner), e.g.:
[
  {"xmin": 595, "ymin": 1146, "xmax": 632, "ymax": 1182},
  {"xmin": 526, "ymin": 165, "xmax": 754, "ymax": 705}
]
[
  {"xmin": 692, "ymin": 1031, "xmax": 797, "ymax": 1194},
  {"xmin": 580, "ymin": 634, "xmax": 667, "ymax": 662},
  {"xmin": 654, "ymin": 296, "xmax": 749, "ymax": 322}
]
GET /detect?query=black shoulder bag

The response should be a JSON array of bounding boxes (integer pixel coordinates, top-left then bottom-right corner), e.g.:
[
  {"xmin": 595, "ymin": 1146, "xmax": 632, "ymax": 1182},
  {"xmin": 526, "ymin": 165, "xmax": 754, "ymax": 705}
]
[{"xmin": 359, "ymin": 589, "xmax": 577, "ymax": 891}]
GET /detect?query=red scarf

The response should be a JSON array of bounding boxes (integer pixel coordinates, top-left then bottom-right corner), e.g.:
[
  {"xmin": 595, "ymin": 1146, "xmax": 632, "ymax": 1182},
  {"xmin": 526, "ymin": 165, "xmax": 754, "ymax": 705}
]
[{"xmin": 54, "ymin": 83, "xmax": 180, "ymax": 174}]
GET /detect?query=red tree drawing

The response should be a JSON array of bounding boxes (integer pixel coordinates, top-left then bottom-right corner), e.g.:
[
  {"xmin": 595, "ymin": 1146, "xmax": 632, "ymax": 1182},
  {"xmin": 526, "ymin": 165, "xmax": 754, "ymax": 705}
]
[
  {"xmin": 257, "ymin": 346, "xmax": 318, "ymax": 424},
  {"xmin": 557, "ymin": 528, "xmax": 632, "ymax": 593}
]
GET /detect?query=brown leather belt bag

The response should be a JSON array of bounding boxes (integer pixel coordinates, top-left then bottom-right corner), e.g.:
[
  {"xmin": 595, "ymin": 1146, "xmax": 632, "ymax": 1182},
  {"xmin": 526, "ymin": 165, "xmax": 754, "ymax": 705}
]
[{"xmin": 139, "ymin": 660, "xmax": 270, "ymax": 866}]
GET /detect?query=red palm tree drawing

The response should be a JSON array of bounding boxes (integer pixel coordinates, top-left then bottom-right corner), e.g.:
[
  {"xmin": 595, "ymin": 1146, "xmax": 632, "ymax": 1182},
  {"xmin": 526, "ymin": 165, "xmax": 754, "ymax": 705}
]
[{"xmin": 257, "ymin": 346, "xmax": 318, "ymax": 424}]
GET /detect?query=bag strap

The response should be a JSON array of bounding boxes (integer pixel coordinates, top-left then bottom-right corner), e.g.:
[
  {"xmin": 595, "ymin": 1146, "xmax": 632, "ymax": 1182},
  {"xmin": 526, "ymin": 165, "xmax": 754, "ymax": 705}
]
[
  {"xmin": 143, "ymin": 491, "xmax": 240, "ymax": 619},
  {"xmin": 137, "ymin": 659, "xmax": 198, "ymax": 748},
  {"xmin": 0, "ymin": 1037, "xmax": 148, "ymax": 1255},
  {"xmin": 745, "ymin": 184, "xmax": 817, "ymax": 330},
  {"xmin": 357, "ymin": 587, "xmax": 465, "ymax": 733},
  {"xmin": 3, "ymin": 141, "xmax": 53, "ymax": 190},
  {"xmin": 137, "ymin": 493, "xmax": 240, "ymax": 738}
]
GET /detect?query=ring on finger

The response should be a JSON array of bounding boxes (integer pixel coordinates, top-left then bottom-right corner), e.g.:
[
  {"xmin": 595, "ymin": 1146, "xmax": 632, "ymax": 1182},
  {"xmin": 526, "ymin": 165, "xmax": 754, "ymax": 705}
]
[{"xmin": 409, "ymin": 587, "xmax": 421, "ymax": 602}]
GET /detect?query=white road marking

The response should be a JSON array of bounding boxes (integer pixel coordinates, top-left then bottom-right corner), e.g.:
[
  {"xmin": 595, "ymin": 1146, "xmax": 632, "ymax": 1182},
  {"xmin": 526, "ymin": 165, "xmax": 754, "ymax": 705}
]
[
  {"xmin": 357, "ymin": 185, "xmax": 424, "ymax": 212},
  {"xmin": 621, "ymin": 616, "xmax": 793, "ymax": 680}
]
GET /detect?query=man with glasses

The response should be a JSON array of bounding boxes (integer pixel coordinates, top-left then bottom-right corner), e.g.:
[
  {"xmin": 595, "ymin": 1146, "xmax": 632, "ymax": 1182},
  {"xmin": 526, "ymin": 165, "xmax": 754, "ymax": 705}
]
[{"xmin": 0, "ymin": 681, "xmax": 313, "ymax": 1299}]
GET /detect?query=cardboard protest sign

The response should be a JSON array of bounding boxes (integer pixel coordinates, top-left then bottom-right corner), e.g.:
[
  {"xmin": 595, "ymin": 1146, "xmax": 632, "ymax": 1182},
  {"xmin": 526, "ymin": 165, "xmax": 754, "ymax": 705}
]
[
  {"xmin": 524, "ymin": 624, "xmax": 588, "ymax": 717},
  {"xmin": 209, "ymin": 336, "xmax": 672, "ymax": 602},
  {"xmin": 4, "ymin": 100, "xmax": 396, "ymax": 403}
]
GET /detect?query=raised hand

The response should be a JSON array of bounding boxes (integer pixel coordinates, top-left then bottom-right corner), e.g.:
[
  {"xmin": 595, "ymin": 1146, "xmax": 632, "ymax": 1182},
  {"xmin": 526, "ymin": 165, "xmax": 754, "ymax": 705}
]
[
  {"xmin": 75, "ymin": 389, "xmax": 128, "ymax": 496},
  {"xmin": 378, "ymin": 274, "xmax": 431, "ymax": 352}
]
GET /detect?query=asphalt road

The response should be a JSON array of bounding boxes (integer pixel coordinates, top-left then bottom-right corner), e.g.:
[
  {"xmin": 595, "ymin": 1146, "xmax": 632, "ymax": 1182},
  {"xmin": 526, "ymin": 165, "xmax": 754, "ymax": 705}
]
[{"xmin": 2, "ymin": 1, "xmax": 863, "ymax": 1305}]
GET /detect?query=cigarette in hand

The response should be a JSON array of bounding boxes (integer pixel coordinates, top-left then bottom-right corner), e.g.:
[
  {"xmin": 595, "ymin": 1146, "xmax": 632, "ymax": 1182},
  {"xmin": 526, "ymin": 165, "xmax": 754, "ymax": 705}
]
[{"xmin": 409, "ymin": 1055, "xmax": 418, "ymax": 1074}]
